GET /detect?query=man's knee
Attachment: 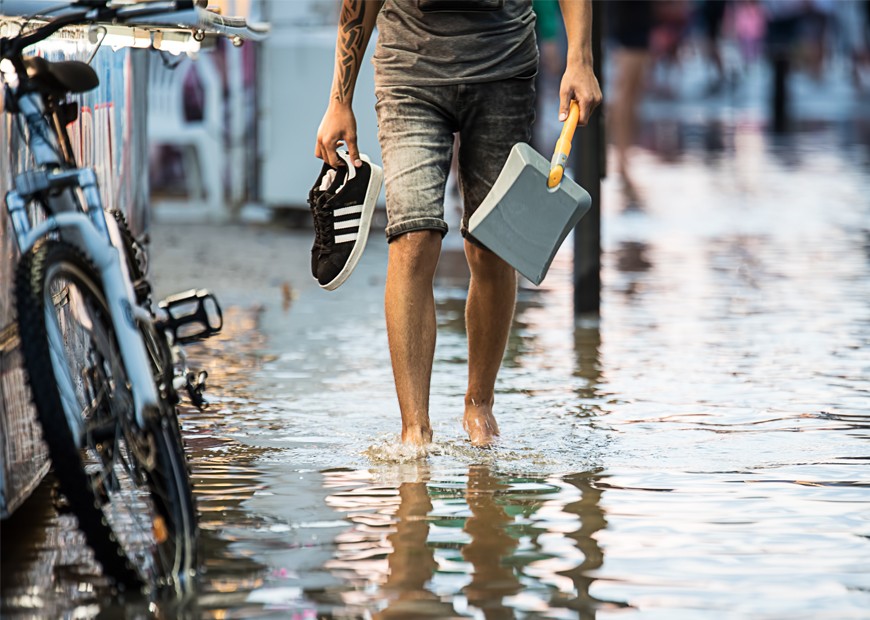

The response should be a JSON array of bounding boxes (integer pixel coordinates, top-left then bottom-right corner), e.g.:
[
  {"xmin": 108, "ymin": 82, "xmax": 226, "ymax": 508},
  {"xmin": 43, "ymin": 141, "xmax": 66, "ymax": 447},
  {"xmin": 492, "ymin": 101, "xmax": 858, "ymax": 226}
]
[
  {"xmin": 465, "ymin": 240, "xmax": 514, "ymax": 280},
  {"xmin": 389, "ymin": 230, "xmax": 442, "ymax": 275}
]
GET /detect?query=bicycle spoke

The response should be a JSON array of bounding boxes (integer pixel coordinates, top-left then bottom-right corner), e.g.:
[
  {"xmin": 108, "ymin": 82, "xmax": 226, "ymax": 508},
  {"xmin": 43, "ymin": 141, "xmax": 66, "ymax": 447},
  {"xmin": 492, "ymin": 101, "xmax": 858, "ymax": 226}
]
[{"xmin": 45, "ymin": 305, "xmax": 87, "ymax": 443}]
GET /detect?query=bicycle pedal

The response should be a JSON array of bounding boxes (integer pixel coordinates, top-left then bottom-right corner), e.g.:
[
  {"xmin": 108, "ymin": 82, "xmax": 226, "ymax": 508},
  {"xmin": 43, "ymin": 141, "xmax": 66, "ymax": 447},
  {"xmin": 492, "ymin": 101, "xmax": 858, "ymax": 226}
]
[
  {"xmin": 185, "ymin": 370, "xmax": 209, "ymax": 410},
  {"xmin": 158, "ymin": 289, "xmax": 223, "ymax": 344}
]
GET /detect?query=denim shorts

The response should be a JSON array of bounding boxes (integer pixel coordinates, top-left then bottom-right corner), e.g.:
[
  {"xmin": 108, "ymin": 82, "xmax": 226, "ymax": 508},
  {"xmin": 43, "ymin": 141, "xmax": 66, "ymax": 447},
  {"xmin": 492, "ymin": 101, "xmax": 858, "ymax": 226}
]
[{"xmin": 374, "ymin": 78, "xmax": 536, "ymax": 243}]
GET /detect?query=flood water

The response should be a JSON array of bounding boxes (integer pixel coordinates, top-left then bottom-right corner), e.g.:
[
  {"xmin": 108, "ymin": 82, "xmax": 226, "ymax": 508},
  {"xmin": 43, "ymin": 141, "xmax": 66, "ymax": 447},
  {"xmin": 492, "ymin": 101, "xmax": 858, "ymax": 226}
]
[{"xmin": 2, "ymin": 120, "xmax": 869, "ymax": 619}]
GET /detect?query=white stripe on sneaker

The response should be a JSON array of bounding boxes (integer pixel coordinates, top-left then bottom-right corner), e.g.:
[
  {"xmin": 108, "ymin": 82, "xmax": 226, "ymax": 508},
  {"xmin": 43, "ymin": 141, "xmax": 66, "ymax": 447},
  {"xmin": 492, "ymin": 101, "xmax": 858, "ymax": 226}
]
[
  {"xmin": 334, "ymin": 204, "xmax": 363, "ymax": 217},
  {"xmin": 335, "ymin": 232, "xmax": 358, "ymax": 244},
  {"xmin": 335, "ymin": 218, "xmax": 361, "ymax": 230}
]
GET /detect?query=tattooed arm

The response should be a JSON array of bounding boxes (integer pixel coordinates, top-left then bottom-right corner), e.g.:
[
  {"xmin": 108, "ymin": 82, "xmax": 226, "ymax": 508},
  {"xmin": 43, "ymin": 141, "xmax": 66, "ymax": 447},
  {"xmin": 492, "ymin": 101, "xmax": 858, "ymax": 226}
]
[{"xmin": 315, "ymin": 0, "xmax": 384, "ymax": 168}]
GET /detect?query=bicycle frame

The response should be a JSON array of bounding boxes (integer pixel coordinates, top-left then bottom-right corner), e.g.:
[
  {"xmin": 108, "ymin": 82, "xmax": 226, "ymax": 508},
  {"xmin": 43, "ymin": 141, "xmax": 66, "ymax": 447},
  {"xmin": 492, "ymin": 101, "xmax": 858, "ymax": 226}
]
[{"xmin": 4, "ymin": 80, "xmax": 162, "ymax": 433}]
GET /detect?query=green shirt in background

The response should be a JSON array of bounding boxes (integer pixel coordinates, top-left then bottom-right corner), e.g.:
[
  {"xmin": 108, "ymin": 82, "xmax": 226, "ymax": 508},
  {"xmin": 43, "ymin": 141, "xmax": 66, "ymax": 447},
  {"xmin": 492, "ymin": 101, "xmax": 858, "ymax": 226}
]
[{"xmin": 532, "ymin": 0, "xmax": 561, "ymax": 41}]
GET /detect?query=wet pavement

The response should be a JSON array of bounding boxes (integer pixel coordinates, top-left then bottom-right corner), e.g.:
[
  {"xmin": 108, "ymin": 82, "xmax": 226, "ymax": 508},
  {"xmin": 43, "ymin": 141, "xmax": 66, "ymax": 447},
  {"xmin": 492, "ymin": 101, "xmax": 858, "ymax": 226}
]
[{"xmin": 3, "ymin": 111, "xmax": 870, "ymax": 618}]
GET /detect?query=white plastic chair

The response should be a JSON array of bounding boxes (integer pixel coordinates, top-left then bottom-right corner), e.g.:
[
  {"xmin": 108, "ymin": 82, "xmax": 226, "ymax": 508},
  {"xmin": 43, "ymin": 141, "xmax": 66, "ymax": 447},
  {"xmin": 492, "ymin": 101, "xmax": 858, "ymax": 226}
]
[{"xmin": 147, "ymin": 53, "xmax": 227, "ymax": 221}]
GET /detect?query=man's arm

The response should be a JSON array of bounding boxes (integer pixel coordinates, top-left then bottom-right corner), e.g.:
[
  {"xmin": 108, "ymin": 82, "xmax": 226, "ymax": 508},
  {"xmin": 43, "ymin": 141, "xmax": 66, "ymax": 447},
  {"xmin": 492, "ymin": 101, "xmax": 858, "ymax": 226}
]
[
  {"xmin": 557, "ymin": 0, "xmax": 602, "ymax": 125},
  {"xmin": 315, "ymin": 0, "xmax": 383, "ymax": 168}
]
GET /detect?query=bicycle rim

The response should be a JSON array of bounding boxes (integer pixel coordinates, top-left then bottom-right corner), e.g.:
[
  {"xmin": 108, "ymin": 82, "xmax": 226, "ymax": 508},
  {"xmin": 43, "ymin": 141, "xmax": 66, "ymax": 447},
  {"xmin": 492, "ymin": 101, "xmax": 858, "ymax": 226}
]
[{"xmin": 15, "ymin": 241, "xmax": 196, "ymax": 591}]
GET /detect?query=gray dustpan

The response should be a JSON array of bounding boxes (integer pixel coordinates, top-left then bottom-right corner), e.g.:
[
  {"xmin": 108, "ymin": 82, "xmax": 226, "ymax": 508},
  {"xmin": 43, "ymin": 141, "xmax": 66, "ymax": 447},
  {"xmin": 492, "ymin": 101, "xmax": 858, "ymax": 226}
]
[{"xmin": 468, "ymin": 104, "xmax": 591, "ymax": 285}]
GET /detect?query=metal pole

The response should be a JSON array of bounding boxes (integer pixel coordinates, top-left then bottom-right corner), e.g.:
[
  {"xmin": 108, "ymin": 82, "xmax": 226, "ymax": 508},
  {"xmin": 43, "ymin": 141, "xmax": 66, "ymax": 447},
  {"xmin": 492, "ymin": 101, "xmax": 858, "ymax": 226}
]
[
  {"xmin": 573, "ymin": 0, "xmax": 604, "ymax": 316},
  {"xmin": 772, "ymin": 55, "xmax": 789, "ymax": 133},
  {"xmin": 227, "ymin": 42, "xmax": 244, "ymax": 212}
]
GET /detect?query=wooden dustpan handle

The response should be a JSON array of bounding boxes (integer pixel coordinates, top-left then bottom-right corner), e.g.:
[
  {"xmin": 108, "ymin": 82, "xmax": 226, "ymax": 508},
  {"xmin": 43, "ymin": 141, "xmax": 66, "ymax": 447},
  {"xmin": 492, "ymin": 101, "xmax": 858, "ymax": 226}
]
[{"xmin": 548, "ymin": 101, "xmax": 581, "ymax": 189}]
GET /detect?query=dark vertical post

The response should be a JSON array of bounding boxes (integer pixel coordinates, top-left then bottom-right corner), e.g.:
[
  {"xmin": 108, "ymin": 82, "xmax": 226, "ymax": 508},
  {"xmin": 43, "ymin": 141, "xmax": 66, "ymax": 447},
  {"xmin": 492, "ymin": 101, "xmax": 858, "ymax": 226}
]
[
  {"xmin": 766, "ymin": 14, "xmax": 798, "ymax": 134},
  {"xmin": 771, "ymin": 55, "xmax": 789, "ymax": 133},
  {"xmin": 573, "ymin": 0, "xmax": 604, "ymax": 315}
]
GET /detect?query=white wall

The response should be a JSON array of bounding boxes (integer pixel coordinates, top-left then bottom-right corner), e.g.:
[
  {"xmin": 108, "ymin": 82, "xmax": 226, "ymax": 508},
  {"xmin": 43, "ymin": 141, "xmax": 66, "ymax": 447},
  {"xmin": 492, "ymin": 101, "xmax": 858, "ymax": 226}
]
[{"xmin": 259, "ymin": 0, "xmax": 382, "ymax": 210}]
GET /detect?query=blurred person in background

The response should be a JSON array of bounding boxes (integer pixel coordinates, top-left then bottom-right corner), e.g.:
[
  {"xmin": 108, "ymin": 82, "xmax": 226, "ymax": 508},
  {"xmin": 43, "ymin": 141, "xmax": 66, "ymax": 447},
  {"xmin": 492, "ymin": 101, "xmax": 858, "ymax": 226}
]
[
  {"xmin": 607, "ymin": 0, "xmax": 654, "ymax": 207},
  {"xmin": 762, "ymin": 0, "xmax": 805, "ymax": 132},
  {"xmin": 802, "ymin": 0, "xmax": 833, "ymax": 80},
  {"xmin": 863, "ymin": 0, "xmax": 870, "ymax": 90},
  {"xmin": 835, "ymin": 0, "xmax": 870, "ymax": 91},
  {"xmin": 698, "ymin": 0, "xmax": 730, "ymax": 95},
  {"xmin": 733, "ymin": 0, "xmax": 766, "ymax": 66},
  {"xmin": 648, "ymin": 0, "xmax": 692, "ymax": 97}
]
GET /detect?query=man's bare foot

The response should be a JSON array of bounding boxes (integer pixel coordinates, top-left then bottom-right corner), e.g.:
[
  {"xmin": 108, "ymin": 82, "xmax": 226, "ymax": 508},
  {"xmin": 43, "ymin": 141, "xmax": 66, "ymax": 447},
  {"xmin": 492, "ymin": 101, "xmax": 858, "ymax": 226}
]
[
  {"xmin": 463, "ymin": 401, "xmax": 500, "ymax": 447},
  {"xmin": 402, "ymin": 424, "xmax": 433, "ymax": 446}
]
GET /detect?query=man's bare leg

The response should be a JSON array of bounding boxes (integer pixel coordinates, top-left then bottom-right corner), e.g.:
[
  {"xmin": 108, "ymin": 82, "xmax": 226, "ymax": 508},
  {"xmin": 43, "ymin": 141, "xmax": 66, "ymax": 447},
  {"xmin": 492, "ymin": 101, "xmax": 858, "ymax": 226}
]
[
  {"xmin": 463, "ymin": 241, "xmax": 517, "ymax": 447},
  {"xmin": 385, "ymin": 230, "xmax": 442, "ymax": 445}
]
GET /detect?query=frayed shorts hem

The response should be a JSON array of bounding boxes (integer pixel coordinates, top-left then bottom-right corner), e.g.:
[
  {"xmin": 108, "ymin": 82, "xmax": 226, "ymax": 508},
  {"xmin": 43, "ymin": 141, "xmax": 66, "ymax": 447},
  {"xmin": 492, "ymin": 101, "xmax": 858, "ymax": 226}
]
[{"xmin": 385, "ymin": 218, "xmax": 449, "ymax": 243}]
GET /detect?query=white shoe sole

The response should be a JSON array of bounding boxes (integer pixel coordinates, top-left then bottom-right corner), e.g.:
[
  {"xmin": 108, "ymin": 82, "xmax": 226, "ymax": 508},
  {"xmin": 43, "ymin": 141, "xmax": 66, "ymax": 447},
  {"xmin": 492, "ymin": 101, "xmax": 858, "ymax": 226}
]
[{"xmin": 321, "ymin": 155, "xmax": 384, "ymax": 291}]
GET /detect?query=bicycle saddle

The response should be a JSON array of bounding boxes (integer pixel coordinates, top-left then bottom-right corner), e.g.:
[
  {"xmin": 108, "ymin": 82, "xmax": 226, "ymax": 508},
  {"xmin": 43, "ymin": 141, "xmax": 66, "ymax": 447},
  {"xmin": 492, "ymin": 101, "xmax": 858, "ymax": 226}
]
[{"xmin": 23, "ymin": 56, "xmax": 99, "ymax": 96}]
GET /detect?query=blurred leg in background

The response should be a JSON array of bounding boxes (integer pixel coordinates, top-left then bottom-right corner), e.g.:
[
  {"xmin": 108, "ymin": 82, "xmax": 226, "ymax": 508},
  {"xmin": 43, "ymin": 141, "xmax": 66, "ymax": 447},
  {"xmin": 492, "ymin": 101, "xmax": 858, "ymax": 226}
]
[
  {"xmin": 839, "ymin": 0, "xmax": 870, "ymax": 92},
  {"xmin": 607, "ymin": 1, "xmax": 654, "ymax": 208},
  {"xmin": 803, "ymin": 0, "xmax": 832, "ymax": 82},
  {"xmin": 700, "ymin": 0, "xmax": 729, "ymax": 95}
]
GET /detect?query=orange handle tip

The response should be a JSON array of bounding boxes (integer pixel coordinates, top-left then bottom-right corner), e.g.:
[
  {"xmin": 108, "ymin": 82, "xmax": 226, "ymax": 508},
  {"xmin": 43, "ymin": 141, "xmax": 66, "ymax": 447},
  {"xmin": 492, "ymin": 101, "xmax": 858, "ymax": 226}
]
[{"xmin": 548, "ymin": 101, "xmax": 581, "ymax": 186}]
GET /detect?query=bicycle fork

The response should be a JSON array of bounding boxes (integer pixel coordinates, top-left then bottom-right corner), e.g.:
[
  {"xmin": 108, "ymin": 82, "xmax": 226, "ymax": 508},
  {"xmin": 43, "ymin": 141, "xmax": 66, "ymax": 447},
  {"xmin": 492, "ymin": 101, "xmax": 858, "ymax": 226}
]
[{"xmin": 7, "ymin": 172, "xmax": 163, "ymax": 434}]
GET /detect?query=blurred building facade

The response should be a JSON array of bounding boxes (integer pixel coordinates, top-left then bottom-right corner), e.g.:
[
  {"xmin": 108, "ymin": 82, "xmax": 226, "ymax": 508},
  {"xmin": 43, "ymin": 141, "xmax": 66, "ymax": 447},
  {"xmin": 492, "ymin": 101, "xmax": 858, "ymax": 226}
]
[{"xmin": 148, "ymin": 0, "xmax": 383, "ymax": 220}]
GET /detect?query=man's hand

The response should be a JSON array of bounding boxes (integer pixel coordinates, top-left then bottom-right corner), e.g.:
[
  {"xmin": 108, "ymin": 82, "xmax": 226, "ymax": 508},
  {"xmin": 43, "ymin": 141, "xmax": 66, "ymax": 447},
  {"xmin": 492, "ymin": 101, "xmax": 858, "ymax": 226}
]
[
  {"xmin": 557, "ymin": 0, "xmax": 602, "ymax": 127},
  {"xmin": 559, "ymin": 62, "xmax": 602, "ymax": 127},
  {"xmin": 315, "ymin": 101, "xmax": 362, "ymax": 169}
]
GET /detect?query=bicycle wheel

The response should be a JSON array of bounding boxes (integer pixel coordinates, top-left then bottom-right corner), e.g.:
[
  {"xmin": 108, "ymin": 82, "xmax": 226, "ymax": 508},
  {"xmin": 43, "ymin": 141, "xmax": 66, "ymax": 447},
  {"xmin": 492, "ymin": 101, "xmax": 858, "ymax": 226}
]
[{"xmin": 15, "ymin": 240, "xmax": 197, "ymax": 591}]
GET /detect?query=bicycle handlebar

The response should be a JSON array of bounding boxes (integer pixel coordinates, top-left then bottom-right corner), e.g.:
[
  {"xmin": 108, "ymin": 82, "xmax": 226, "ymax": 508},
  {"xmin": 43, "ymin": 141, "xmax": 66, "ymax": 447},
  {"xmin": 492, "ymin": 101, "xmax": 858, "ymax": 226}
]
[{"xmin": 1, "ymin": 1, "xmax": 195, "ymax": 59}]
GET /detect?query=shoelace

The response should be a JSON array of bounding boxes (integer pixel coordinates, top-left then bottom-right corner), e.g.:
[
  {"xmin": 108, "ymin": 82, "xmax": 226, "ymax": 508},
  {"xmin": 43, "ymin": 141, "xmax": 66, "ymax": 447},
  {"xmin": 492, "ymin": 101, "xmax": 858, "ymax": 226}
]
[
  {"xmin": 313, "ymin": 201, "xmax": 335, "ymax": 255},
  {"xmin": 310, "ymin": 193, "xmax": 326, "ymax": 253},
  {"xmin": 311, "ymin": 166, "xmax": 348, "ymax": 257}
]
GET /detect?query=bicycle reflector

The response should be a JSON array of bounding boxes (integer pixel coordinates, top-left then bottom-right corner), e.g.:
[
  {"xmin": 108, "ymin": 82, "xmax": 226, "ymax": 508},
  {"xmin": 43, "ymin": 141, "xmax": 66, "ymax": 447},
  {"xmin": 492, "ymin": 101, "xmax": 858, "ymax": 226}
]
[{"xmin": 158, "ymin": 289, "xmax": 223, "ymax": 343}]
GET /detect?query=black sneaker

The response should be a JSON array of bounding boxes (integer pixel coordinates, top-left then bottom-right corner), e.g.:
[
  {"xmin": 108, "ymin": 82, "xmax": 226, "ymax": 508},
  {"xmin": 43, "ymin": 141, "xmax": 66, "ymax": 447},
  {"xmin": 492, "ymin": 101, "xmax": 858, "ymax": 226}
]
[
  {"xmin": 309, "ymin": 151, "xmax": 383, "ymax": 291},
  {"xmin": 308, "ymin": 162, "xmax": 348, "ymax": 279}
]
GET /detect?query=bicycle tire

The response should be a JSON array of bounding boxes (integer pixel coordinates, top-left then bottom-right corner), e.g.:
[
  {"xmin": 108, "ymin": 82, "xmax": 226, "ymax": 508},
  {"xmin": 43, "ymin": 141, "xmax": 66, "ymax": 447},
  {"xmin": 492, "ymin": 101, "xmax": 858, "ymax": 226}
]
[{"xmin": 15, "ymin": 240, "xmax": 197, "ymax": 591}]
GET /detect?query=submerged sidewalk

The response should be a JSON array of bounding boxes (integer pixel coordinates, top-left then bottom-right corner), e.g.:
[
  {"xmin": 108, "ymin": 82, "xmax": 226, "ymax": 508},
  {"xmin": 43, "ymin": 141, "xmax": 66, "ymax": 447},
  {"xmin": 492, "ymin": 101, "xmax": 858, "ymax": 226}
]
[
  {"xmin": 142, "ymin": 112, "xmax": 870, "ymax": 617},
  {"xmin": 4, "ymin": 112, "xmax": 866, "ymax": 619}
]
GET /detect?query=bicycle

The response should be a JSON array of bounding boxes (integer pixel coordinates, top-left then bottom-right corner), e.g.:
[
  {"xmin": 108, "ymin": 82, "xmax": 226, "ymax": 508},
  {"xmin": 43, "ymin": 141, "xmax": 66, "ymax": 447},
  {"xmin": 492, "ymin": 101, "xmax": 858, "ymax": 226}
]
[{"xmin": 2, "ymin": 0, "xmax": 223, "ymax": 593}]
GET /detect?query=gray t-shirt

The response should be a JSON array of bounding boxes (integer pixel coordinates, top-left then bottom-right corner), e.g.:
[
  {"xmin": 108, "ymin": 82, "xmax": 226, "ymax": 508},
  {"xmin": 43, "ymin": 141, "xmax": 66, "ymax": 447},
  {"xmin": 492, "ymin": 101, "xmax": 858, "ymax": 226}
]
[{"xmin": 373, "ymin": 0, "xmax": 538, "ymax": 86}]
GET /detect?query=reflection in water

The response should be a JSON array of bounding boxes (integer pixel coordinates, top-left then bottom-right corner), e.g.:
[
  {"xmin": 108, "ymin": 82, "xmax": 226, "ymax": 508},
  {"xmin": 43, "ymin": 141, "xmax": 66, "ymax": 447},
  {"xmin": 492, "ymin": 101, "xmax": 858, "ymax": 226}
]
[
  {"xmin": 461, "ymin": 466, "xmax": 520, "ymax": 619},
  {"xmin": 0, "ymin": 479, "xmax": 107, "ymax": 617},
  {"xmin": 641, "ymin": 118, "xmax": 685, "ymax": 164},
  {"xmin": 615, "ymin": 241, "xmax": 652, "ymax": 275},
  {"xmin": 702, "ymin": 120, "xmax": 727, "ymax": 160},
  {"xmin": 612, "ymin": 240, "xmax": 653, "ymax": 300},
  {"xmin": 0, "ymin": 308, "xmax": 277, "ymax": 619},
  {"xmin": 317, "ymin": 464, "xmax": 617, "ymax": 619},
  {"xmin": 174, "ymin": 308, "xmax": 278, "ymax": 616},
  {"xmin": 376, "ymin": 468, "xmax": 454, "ymax": 619},
  {"xmin": 558, "ymin": 472, "xmax": 628, "ymax": 618}
]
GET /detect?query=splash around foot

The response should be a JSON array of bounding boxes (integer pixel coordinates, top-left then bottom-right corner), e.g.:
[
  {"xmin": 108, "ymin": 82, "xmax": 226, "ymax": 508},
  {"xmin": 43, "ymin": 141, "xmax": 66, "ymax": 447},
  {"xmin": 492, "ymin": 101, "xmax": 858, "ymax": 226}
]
[{"xmin": 363, "ymin": 435, "xmax": 432, "ymax": 463}]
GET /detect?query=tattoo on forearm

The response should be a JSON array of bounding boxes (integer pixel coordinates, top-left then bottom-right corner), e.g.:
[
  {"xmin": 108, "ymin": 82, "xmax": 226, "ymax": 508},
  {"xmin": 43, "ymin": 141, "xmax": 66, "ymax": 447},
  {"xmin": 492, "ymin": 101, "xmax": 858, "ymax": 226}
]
[{"xmin": 335, "ymin": 1, "xmax": 368, "ymax": 103}]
